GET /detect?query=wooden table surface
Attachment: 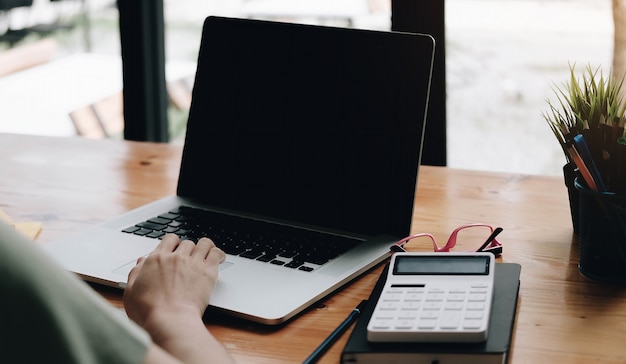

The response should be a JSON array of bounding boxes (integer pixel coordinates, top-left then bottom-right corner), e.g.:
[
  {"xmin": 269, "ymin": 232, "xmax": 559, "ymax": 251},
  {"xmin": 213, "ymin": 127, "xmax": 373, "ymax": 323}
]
[{"xmin": 3, "ymin": 132, "xmax": 626, "ymax": 363}]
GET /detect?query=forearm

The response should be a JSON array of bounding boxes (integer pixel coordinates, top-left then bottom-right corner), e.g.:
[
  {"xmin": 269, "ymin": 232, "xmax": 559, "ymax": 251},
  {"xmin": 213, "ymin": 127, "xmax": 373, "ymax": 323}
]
[{"xmin": 143, "ymin": 308, "xmax": 234, "ymax": 364}]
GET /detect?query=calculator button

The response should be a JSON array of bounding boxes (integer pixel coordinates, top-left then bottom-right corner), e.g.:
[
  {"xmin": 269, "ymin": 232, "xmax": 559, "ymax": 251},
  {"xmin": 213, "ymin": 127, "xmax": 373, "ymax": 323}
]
[
  {"xmin": 382, "ymin": 293, "xmax": 403, "ymax": 301},
  {"xmin": 417, "ymin": 319, "xmax": 437, "ymax": 329},
  {"xmin": 425, "ymin": 293, "xmax": 445, "ymax": 301},
  {"xmin": 467, "ymin": 294, "xmax": 487, "ymax": 302},
  {"xmin": 462, "ymin": 319, "xmax": 483, "ymax": 329},
  {"xmin": 395, "ymin": 320, "xmax": 416, "ymax": 329},
  {"xmin": 379, "ymin": 301, "xmax": 401, "ymax": 310},
  {"xmin": 464, "ymin": 311, "xmax": 484, "ymax": 319},
  {"xmin": 400, "ymin": 301, "xmax": 421, "ymax": 310},
  {"xmin": 407, "ymin": 289, "xmax": 425, "ymax": 294},
  {"xmin": 444, "ymin": 302, "xmax": 464, "ymax": 310},
  {"xmin": 440, "ymin": 312, "xmax": 461, "ymax": 329},
  {"xmin": 422, "ymin": 302, "xmax": 442, "ymax": 310},
  {"xmin": 398, "ymin": 311, "xmax": 419, "ymax": 320},
  {"xmin": 471, "ymin": 283, "xmax": 489, "ymax": 288},
  {"xmin": 439, "ymin": 322, "xmax": 459, "ymax": 329},
  {"xmin": 428, "ymin": 288, "xmax": 446, "ymax": 293},
  {"xmin": 404, "ymin": 293, "xmax": 424, "ymax": 301},
  {"xmin": 466, "ymin": 302, "xmax": 485, "ymax": 310},
  {"xmin": 447, "ymin": 293, "xmax": 466, "ymax": 301},
  {"xmin": 470, "ymin": 289, "xmax": 488, "ymax": 295},
  {"xmin": 420, "ymin": 311, "xmax": 439, "ymax": 319},
  {"xmin": 370, "ymin": 320, "xmax": 393, "ymax": 329}
]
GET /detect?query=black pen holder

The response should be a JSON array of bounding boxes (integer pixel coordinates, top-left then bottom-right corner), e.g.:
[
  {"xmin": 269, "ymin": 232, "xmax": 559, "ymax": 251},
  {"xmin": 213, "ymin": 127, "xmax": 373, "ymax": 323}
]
[
  {"xmin": 563, "ymin": 163, "xmax": 580, "ymax": 234},
  {"xmin": 575, "ymin": 178, "xmax": 626, "ymax": 282}
]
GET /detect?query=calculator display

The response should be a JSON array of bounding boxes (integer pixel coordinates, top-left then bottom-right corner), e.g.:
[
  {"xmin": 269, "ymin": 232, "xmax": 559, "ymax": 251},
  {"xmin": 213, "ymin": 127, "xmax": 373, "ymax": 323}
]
[{"xmin": 393, "ymin": 255, "xmax": 490, "ymax": 275}]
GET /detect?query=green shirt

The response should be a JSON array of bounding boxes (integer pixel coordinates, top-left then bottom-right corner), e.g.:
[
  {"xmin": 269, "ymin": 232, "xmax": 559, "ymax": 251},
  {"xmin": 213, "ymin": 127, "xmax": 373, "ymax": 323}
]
[{"xmin": 0, "ymin": 221, "xmax": 150, "ymax": 364}]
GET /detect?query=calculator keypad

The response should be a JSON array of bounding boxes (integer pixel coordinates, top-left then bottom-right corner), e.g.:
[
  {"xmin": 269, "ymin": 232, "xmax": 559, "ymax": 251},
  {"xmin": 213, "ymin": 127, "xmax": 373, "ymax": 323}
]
[{"xmin": 367, "ymin": 283, "xmax": 491, "ymax": 343}]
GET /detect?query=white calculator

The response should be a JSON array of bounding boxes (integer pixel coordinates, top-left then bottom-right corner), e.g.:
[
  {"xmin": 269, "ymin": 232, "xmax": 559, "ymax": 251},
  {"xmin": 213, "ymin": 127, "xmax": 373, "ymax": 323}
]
[{"xmin": 367, "ymin": 252, "xmax": 495, "ymax": 343}]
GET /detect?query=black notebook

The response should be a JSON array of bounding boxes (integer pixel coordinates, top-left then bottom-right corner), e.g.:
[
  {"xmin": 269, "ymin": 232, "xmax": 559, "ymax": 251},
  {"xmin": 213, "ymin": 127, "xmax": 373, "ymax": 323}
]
[{"xmin": 341, "ymin": 263, "xmax": 521, "ymax": 364}]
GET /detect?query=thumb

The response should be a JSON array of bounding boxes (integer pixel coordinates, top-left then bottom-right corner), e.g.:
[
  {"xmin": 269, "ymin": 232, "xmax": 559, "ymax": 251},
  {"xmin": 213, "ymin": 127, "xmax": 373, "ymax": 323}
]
[{"xmin": 127, "ymin": 256, "xmax": 146, "ymax": 287}]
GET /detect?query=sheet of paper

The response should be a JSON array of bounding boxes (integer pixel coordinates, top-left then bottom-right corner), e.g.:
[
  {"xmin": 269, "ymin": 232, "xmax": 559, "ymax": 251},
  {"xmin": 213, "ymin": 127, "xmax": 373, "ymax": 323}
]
[
  {"xmin": 0, "ymin": 209, "xmax": 12, "ymax": 224},
  {"xmin": 15, "ymin": 221, "xmax": 43, "ymax": 240},
  {"xmin": 0, "ymin": 209, "xmax": 42, "ymax": 240}
]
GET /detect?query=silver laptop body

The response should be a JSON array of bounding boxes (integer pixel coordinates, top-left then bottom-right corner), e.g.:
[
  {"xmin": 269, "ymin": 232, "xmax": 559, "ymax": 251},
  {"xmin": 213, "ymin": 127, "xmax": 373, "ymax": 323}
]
[{"xmin": 43, "ymin": 16, "xmax": 435, "ymax": 325}]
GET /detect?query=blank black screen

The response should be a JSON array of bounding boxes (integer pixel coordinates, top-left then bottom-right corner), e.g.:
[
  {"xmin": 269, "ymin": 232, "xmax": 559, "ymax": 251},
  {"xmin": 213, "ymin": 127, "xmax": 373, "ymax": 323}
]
[{"xmin": 177, "ymin": 17, "xmax": 434, "ymax": 237}]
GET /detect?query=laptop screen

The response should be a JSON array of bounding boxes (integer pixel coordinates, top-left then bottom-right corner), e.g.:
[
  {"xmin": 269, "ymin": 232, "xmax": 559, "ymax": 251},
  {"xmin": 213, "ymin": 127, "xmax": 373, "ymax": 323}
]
[{"xmin": 178, "ymin": 16, "xmax": 434, "ymax": 238}]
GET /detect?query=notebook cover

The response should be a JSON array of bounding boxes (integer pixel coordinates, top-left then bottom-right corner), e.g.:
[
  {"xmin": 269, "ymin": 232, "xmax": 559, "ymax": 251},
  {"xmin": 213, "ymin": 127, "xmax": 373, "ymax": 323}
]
[{"xmin": 341, "ymin": 263, "xmax": 521, "ymax": 364}]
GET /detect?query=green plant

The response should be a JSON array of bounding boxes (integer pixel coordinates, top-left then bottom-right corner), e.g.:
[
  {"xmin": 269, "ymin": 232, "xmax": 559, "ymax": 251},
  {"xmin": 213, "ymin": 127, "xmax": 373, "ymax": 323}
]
[{"xmin": 543, "ymin": 64, "xmax": 626, "ymax": 193}]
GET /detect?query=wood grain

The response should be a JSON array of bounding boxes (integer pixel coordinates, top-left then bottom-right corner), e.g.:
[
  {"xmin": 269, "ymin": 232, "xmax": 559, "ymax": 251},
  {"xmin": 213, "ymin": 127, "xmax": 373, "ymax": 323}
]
[{"xmin": 3, "ymin": 133, "xmax": 626, "ymax": 363}]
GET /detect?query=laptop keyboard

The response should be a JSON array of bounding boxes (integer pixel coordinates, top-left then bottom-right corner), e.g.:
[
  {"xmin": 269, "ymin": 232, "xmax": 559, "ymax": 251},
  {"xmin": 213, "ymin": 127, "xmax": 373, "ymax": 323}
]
[{"xmin": 122, "ymin": 206, "xmax": 363, "ymax": 272}]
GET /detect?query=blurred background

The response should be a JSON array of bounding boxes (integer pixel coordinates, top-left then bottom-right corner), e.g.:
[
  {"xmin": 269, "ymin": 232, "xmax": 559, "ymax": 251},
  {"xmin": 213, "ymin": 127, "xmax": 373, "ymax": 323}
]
[{"xmin": 0, "ymin": 0, "xmax": 616, "ymax": 176}]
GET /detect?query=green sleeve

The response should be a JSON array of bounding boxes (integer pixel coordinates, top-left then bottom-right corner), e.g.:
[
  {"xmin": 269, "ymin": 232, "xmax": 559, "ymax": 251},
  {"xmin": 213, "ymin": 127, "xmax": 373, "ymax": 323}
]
[{"xmin": 0, "ymin": 221, "xmax": 151, "ymax": 364}]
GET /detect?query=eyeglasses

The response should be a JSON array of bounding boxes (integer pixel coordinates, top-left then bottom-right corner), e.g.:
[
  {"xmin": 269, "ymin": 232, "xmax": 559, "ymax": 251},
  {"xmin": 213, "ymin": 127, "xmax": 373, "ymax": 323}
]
[{"xmin": 390, "ymin": 223, "xmax": 503, "ymax": 256}]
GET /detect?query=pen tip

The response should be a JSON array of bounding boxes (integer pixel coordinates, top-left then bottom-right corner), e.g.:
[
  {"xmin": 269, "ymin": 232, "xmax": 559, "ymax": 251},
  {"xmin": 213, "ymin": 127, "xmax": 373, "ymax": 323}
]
[{"xmin": 356, "ymin": 300, "xmax": 368, "ymax": 311}]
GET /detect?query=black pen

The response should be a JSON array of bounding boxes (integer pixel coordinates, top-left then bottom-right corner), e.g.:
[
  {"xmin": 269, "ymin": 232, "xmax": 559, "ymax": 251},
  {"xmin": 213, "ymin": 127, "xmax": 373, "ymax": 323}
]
[{"xmin": 303, "ymin": 300, "xmax": 368, "ymax": 364}]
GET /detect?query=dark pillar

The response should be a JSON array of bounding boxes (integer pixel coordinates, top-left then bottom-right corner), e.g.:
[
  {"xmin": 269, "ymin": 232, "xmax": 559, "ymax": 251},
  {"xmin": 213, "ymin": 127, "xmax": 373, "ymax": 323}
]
[
  {"xmin": 117, "ymin": 0, "xmax": 169, "ymax": 142},
  {"xmin": 392, "ymin": 0, "xmax": 447, "ymax": 166}
]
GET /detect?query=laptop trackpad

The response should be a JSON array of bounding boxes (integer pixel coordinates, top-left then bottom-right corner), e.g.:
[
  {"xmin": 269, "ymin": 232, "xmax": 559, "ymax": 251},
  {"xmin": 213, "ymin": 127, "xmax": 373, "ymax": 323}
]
[{"xmin": 112, "ymin": 257, "xmax": 235, "ymax": 277}]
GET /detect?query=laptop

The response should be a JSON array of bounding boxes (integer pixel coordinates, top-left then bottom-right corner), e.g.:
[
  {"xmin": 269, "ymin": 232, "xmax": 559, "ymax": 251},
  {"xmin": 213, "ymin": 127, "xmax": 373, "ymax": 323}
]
[{"xmin": 42, "ymin": 16, "xmax": 435, "ymax": 325}]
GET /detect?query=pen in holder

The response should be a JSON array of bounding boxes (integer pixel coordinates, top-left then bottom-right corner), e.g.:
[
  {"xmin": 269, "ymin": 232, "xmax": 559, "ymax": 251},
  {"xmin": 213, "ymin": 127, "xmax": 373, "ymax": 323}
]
[{"xmin": 575, "ymin": 177, "xmax": 626, "ymax": 283}]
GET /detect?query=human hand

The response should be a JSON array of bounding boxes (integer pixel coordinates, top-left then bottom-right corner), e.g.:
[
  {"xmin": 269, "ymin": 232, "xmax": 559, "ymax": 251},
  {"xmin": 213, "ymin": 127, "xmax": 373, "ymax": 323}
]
[{"xmin": 123, "ymin": 234, "xmax": 225, "ymax": 328}]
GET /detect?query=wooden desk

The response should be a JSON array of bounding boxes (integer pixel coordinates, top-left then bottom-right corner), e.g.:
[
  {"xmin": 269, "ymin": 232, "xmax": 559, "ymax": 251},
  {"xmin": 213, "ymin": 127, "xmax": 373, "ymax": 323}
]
[{"xmin": 3, "ymin": 133, "xmax": 626, "ymax": 363}]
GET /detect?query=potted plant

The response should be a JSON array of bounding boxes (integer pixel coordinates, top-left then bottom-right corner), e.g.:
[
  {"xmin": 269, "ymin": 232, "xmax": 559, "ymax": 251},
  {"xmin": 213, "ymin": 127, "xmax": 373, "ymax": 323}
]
[
  {"xmin": 544, "ymin": 64, "xmax": 626, "ymax": 192},
  {"xmin": 543, "ymin": 64, "xmax": 626, "ymax": 281}
]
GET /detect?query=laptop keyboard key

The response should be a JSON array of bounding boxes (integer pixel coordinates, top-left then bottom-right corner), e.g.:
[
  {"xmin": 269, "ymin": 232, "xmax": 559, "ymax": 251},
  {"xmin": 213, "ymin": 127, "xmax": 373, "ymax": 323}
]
[
  {"xmin": 148, "ymin": 217, "xmax": 172, "ymax": 225},
  {"xmin": 159, "ymin": 212, "xmax": 180, "ymax": 220},
  {"xmin": 168, "ymin": 221, "xmax": 184, "ymax": 228},
  {"xmin": 137, "ymin": 221, "xmax": 167, "ymax": 230},
  {"xmin": 279, "ymin": 250, "xmax": 298, "ymax": 259},
  {"xmin": 162, "ymin": 226, "xmax": 179, "ymax": 233},
  {"xmin": 257, "ymin": 254, "xmax": 276, "ymax": 262},
  {"xmin": 147, "ymin": 231, "xmax": 166, "ymax": 239},
  {"xmin": 133, "ymin": 228, "xmax": 154, "ymax": 236},
  {"xmin": 285, "ymin": 260, "xmax": 304, "ymax": 269},
  {"xmin": 122, "ymin": 226, "xmax": 140, "ymax": 233},
  {"xmin": 176, "ymin": 228, "xmax": 190, "ymax": 236},
  {"xmin": 240, "ymin": 249, "xmax": 263, "ymax": 259},
  {"xmin": 302, "ymin": 254, "xmax": 330, "ymax": 266}
]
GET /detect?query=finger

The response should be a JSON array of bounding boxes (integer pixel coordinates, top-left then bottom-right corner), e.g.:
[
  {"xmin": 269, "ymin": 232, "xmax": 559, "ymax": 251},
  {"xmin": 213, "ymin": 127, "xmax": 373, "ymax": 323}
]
[
  {"xmin": 175, "ymin": 238, "xmax": 196, "ymax": 255},
  {"xmin": 193, "ymin": 237, "xmax": 216, "ymax": 261},
  {"xmin": 206, "ymin": 246, "xmax": 226, "ymax": 265},
  {"xmin": 155, "ymin": 233, "xmax": 181, "ymax": 253},
  {"xmin": 127, "ymin": 256, "xmax": 146, "ymax": 285}
]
